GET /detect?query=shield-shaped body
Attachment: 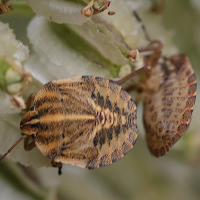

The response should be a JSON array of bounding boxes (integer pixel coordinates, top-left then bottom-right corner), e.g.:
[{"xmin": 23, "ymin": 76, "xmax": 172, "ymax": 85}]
[{"xmin": 20, "ymin": 76, "xmax": 137, "ymax": 168}]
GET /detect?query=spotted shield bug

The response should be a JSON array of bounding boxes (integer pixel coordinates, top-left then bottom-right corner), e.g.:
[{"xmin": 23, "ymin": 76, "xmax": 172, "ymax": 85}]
[
  {"xmin": 128, "ymin": 40, "xmax": 197, "ymax": 157},
  {"xmin": 143, "ymin": 54, "xmax": 196, "ymax": 157},
  {"xmin": 130, "ymin": 11, "xmax": 197, "ymax": 157},
  {"xmin": 1, "ymin": 69, "xmax": 151, "ymax": 174}
]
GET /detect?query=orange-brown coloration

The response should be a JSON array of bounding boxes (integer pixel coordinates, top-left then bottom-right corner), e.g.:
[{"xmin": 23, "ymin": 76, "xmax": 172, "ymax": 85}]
[
  {"xmin": 20, "ymin": 76, "xmax": 137, "ymax": 170},
  {"xmin": 141, "ymin": 54, "xmax": 196, "ymax": 157}
]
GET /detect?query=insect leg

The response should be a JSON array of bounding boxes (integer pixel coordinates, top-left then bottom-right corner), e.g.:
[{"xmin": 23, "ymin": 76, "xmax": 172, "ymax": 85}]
[
  {"xmin": 51, "ymin": 161, "xmax": 63, "ymax": 175},
  {"xmin": 136, "ymin": 40, "xmax": 163, "ymax": 54},
  {"xmin": 141, "ymin": 42, "xmax": 162, "ymax": 68},
  {"xmin": 26, "ymin": 94, "xmax": 36, "ymax": 111},
  {"xmin": 24, "ymin": 135, "xmax": 36, "ymax": 151},
  {"xmin": 113, "ymin": 65, "xmax": 152, "ymax": 85},
  {"xmin": 128, "ymin": 40, "xmax": 162, "ymax": 69},
  {"xmin": 21, "ymin": 94, "xmax": 36, "ymax": 114},
  {"xmin": 134, "ymin": 92, "xmax": 147, "ymax": 106}
]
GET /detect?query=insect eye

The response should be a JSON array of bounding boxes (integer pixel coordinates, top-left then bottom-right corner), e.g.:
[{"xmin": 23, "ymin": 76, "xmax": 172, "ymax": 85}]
[{"xmin": 30, "ymin": 106, "xmax": 34, "ymax": 111}]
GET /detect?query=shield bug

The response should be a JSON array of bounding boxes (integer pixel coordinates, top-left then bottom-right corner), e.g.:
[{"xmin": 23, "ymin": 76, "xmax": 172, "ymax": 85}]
[
  {"xmin": 128, "ymin": 40, "xmax": 197, "ymax": 157},
  {"xmin": 0, "ymin": 68, "xmax": 150, "ymax": 174},
  {"xmin": 128, "ymin": 11, "xmax": 196, "ymax": 157}
]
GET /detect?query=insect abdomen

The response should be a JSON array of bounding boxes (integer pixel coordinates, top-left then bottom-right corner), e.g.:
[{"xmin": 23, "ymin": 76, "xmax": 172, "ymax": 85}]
[{"xmin": 143, "ymin": 55, "xmax": 196, "ymax": 157}]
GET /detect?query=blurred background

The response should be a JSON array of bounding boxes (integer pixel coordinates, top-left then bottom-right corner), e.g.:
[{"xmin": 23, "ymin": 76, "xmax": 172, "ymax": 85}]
[{"xmin": 0, "ymin": 0, "xmax": 200, "ymax": 200}]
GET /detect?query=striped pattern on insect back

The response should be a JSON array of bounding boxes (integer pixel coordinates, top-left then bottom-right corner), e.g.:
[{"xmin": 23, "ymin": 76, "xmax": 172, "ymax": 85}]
[
  {"xmin": 52, "ymin": 76, "xmax": 137, "ymax": 169},
  {"xmin": 143, "ymin": 55, "xmax": 196, "ymax": 157},
  {"xmin": 20, "ymin": 110, "xmax": 39, "ymax": 135},
  {"xmin": 33, "ymin": 81, "xmax": 65, "ymax": 160}
]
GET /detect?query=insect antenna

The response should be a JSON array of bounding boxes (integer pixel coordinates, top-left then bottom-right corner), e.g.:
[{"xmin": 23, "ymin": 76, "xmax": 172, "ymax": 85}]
[
  {"xmin": 129, "ymin": 11, "xmax": 163, "ymax": 64},
  {"xmin": 133, "ymin": 10, "xmax": 151, "ymax": 42},
  {"xmin": 0, "ymin": 135, "xmax": 27, "ymax": 163}
]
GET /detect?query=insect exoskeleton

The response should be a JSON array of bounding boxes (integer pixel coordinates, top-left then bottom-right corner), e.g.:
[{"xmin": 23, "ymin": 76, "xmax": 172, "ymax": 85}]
[
  {"xmin": 128, "ymin": 10, "xmax": 196, "ymax": 156},
  {"xmin": 124, "ymin": 33, "xmax": 196, "ymax": 157},
  {"xmin": 18, "ymin": 76, "xmax": 138, "ymax": 172},
  {"xmin": 136, "ymin": 42, "xmax": 197, "ymax": 157}
]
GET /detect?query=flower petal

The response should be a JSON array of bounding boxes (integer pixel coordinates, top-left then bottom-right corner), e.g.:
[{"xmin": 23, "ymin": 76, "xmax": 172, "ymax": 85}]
[{"xmin": 26, "ymin": 0, "xmax": 89, "ymax": 25}]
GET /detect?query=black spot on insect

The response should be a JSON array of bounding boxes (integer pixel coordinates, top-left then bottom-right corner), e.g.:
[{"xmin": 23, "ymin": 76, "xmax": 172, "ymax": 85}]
[
  {"xmin": 93, "ymin": 135, "xmax": 98, "ymax": 147},
  {"xmin": 104, "ymin": 96, "xmax": 112, "ymax": 111},
  {"xmin": 38, "ymin": 123, "xmax": 48, "ymax": 132},
  {"xmin": 98, "ymin": 129, "xmax": 106, "ymax": 147},
  {"xmin": 114, "ymin": 125, "xmax": 121, "ymax": 139},
  {"xmin": 31, "ymin": 122, "xmax": 39, "ymax": 129},
  {"xmin": 97, "ymin": 92, "xmax": 104, "ymax": 107},
  {"xmin": 91, "ymin": 92, "xmax": 97, "ymax": 103},
  {"xmin": 99, "ymin": 112, "xmax": 103, "ymax": 122},
  {"xmin": 30, "ymin": 115, "xmax": 39, "ymax": 121},
  {"xmin": 113, "ymin": 103, "xmax": 120, "ymax": 114},
  {"xmin": 106, "ymin": 127, "xmax": 113, "ymax": 145},
  {"xmin": 122, "ymin": 108, "xmax": 128, "ymax": 117},
  {"xmin": 63, "ymin": 142, "xmax": 70, "ymax": 146}
]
